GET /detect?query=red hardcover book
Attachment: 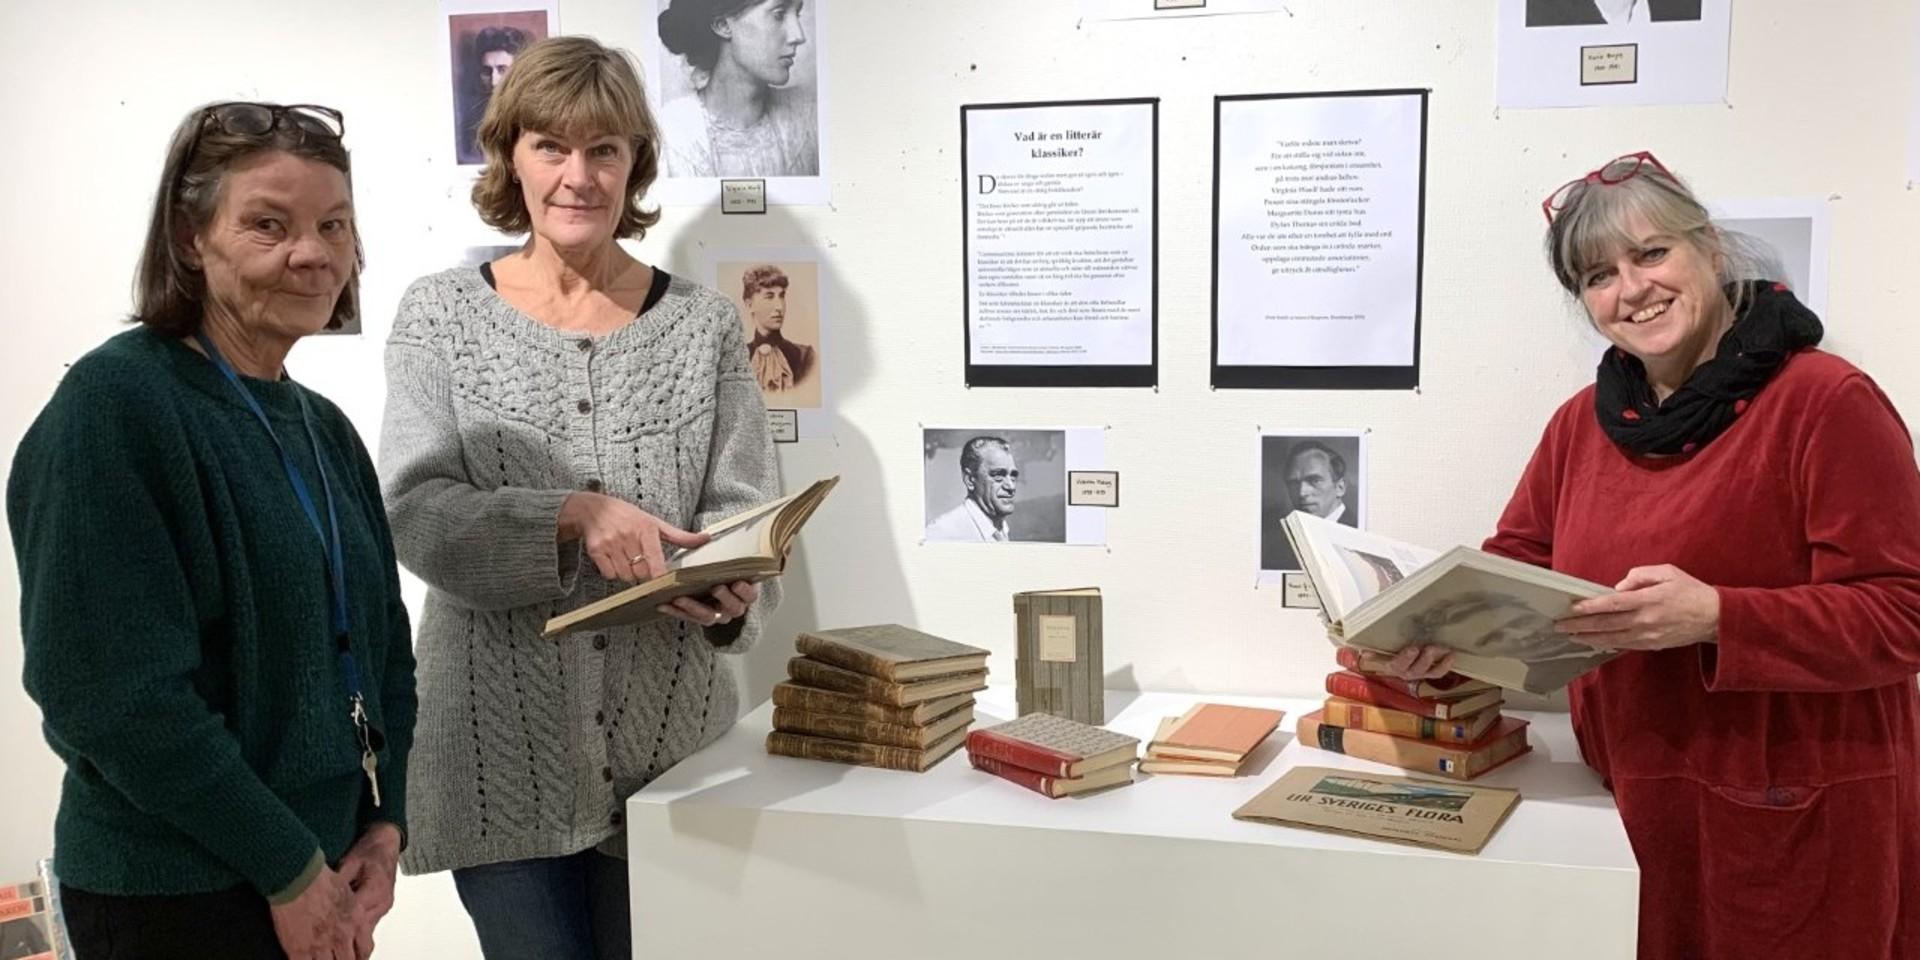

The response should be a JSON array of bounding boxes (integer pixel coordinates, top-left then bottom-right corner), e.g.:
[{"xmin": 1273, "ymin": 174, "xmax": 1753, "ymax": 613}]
[
  {"xmin": 1323, "ymin": 671, "xmax": 1503, "ymax": 720},
  {"xmin": 964, "ymin": 713, "xmax": 1138, "ymax": 778},
  {"xmin": 1334, "ymin": 648, "xmax": 1496, "ymax": 700},
  {"xmin": 969, "ymin": 753, "xmax": 1133, "ymax": 798}
]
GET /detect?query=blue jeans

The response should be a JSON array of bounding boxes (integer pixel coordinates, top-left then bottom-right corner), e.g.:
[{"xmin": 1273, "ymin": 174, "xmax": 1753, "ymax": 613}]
[{"xmin": 452, "ymin": 849, "xmax": 631, "ymax": 960}]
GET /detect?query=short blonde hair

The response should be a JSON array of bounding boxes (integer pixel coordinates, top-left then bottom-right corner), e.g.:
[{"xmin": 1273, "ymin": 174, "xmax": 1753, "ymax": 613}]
[{"xmin": 470, "ymin": 36, "xmax": 662, "ymax": 240}]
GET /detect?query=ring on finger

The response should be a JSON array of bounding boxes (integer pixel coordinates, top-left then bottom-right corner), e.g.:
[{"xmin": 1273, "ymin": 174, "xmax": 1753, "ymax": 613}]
[{"xmin": 629, "ymin": 553, "xmax": 646, "ymax": 564}]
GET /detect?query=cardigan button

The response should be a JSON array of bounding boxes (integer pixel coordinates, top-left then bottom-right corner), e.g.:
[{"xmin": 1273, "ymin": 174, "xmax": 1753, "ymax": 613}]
[
  {"xmin": 577, "ymin": 399, "xmax": 592, "ymax": 414},
  {"xmin": 602, "ymin": 766, "xmax": 614, "ymax": 782},
  {"xmin": 592, "ymin": 634, "xmax": 609, "ymax": 651},
  {"xmin": 595, "ymin": 710, "xmax": 606, "ymax": 725},
  {"xmin": 576, "ymin": 338, "xmax": 593, "ymax": 351},
  {"xmin": 585, "ymin": 478, "xmax": 604, "ymax": 493},
  {"xmin": 609, "ymin": 811, "xmax": 623, "ymax": 827}
]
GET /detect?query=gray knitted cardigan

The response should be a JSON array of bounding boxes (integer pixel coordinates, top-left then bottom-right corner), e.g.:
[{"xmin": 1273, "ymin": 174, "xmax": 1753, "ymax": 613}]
[{"xmin": 378, "ymin": 267, "xmax": 778, "ymax": 874}]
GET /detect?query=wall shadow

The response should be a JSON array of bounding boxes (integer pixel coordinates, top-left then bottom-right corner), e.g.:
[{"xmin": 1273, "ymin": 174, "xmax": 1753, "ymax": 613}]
[{"xmin": 658, "ymin": 206, "xmax": 917, "ymax": 717}]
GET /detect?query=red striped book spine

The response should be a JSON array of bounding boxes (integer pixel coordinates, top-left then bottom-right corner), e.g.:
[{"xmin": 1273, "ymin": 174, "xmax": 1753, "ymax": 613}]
[
  {"xmin": 969, "ymin": 753, "xmax": 1064, "ymax": 798},
  {"xmin": 1324, "ymin": 671, "xmax": 1490, "ymax": 719},
  {"xmin": 965, "ymin": 728, "xmax": 1076, "ymax": 777},
  {"xmin": 1334, "ymin": 648, "xmax": 1477, "ymax": 696}
]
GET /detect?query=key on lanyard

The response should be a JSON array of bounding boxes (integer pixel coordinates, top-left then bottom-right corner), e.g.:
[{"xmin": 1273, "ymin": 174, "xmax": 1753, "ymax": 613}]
[{"xmin": 351, "ymin": 695, "xmax": 380, "ymax": 808}]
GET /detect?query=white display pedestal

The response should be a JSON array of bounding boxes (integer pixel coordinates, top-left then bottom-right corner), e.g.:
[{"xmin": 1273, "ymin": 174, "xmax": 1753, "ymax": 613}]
[{"xmin": 628, "ymin": 686, "xmax": 1639, "ymax": 959}]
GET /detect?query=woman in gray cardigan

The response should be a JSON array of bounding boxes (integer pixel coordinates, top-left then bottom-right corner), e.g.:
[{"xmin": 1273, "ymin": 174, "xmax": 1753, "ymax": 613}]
[{"xmin": 378, "ymin": 37, "xmax": 777, "ymax": 959}]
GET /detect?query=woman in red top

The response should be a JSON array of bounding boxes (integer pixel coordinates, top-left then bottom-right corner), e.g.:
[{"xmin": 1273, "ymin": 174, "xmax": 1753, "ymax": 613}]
[{"xmin": 1389, "ymin": 153, "xmax": 1920, "ymax": 958}]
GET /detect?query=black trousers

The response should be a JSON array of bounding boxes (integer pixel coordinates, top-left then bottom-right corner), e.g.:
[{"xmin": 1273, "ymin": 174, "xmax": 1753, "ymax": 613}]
[{"xmin": 60, "ymin": 883, "xmax": 286, "ymax": 960}]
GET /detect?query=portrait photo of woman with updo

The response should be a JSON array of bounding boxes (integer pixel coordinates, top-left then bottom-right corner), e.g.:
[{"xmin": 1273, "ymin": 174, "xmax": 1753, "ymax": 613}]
[{"xmin": 652, "ymin": 0, "xmax": 821, "ymax": 179}]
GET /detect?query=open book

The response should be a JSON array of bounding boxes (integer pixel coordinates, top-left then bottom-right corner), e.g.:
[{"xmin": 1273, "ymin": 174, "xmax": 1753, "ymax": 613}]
[
  {"xmin": 542, "ymin": 476, "xmax": 839, "ymax": 638},
  {"xmin": 1282, "ymin": 511, "xmax": 1616, "ymax": 694}
]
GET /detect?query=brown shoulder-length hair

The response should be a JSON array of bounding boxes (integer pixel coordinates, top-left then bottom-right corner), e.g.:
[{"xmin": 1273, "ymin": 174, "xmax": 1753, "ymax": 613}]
[
  {"xmin": 134, "ymin": 103, "xmax": 362, "ymax": 336},
  {"xmin": 471, "ymin": 36, "xmax": 664, "ymax": 241}
]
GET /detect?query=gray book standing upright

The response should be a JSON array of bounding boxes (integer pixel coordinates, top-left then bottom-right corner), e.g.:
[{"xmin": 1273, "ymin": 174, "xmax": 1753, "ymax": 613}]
[{"xmin": 1013, "ymin": 587, "xmax": 1103, "ymax": 723}]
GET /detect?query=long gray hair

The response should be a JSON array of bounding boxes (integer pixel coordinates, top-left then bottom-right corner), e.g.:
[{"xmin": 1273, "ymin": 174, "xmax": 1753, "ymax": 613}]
[{"xmin": 1545, "ymin": 158, "xmax": 1788, "ymax": 322}]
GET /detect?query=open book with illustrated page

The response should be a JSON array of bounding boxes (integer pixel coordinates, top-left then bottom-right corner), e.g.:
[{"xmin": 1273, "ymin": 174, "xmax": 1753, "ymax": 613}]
[
  {"xmin": 542, "ymin": 476, "xmax": 839, "ymax": 638},
  {"xmin": 1282, "ymin": 511, "xmax": 1617, "ymax": 695}
]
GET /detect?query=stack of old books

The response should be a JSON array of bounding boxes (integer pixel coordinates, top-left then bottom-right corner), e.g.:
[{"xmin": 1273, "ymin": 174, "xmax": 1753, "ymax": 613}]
[
  {"xmin": 1298, "ymin": 648, "xmax": 1531, "ymax": 781},
  {"xmin": 1139, "ymin": 702, "xmax": 1285, "ymax": 777},
  {"xmin": 966, "ymin": 712, "xmax": 1139, "ymax": 798},
  {"xmin": 765, "ymin": 624, "xmax": 988, "ymax": 772}
]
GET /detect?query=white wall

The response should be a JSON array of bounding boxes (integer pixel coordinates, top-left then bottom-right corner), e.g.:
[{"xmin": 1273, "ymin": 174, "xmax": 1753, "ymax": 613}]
[{"xmin": 4, "ymin": 0, "xmax": 1918, "ymax": 952}]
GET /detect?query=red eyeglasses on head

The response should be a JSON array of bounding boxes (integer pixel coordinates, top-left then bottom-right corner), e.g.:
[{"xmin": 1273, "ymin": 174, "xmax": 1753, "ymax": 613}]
[{"xmin": 1541, "ymin": 151, "xmax": 1674, "ymax": 225}]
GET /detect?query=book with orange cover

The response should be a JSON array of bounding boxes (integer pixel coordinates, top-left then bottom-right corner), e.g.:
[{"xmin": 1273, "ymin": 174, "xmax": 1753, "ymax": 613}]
[
  {"xmin": 1296, "ymin": 709, "xmax": 1532, "ymax": 781},
  {"xmin": 1323, "ymin": 671, "xmax": 1502, "ymax": 720},
  {"xmin": 1321, "ymin": 696, "xmax": 1502, "ymax": 745},
  {"xmin": 1141, "ymin": 717, "xmax": 1243, "ymax": 776},
  {"xmin": 1153, "ymin": 703, "xmax": 1284, "ymax": 763}
]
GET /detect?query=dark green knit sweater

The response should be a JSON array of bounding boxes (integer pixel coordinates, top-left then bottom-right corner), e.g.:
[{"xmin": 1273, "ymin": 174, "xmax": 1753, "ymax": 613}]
[{"xmin": 7, "ymin": 328, "xmax": 416, "ymax": 899}]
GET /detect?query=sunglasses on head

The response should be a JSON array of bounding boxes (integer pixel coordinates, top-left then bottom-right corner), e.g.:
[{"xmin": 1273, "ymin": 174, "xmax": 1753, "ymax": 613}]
[
  {"xmin": 1541, "ymin": 151, "xmax": 1673, "ymax": 225},
  {"xmin": 197, "ymin": 101, "xmax": 345, "ymax": 143}
]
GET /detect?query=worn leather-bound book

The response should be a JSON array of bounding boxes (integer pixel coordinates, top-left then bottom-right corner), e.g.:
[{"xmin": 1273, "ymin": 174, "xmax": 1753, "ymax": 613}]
[
  {"xmin": 542, "ymin": 476, "xmax": 838, "ymax": 638},
  {"xmin": 794, "ymin": 624, "xmax": 989, "ymax": 682},
  {"xmin": 770, "ymin": 683, "xmax": 974, "ymax": 726},
  {"xmin": 786, "ymin": 657, "xmax": 988, "ymax": 707},
  {"xmin": 766, "ymin": 725, "xmax": 967, "ymax": 772},
  {"xmin": 772, "ymin": 702, "xmax": 975, "ymax": 750},
  {"xmin": 1296, "ymin": 709, "xmax": 1532, "ymax": 782},
  {"xmin": 965, "ymin": 712, "xmax": 1138, "ymax": 779}
]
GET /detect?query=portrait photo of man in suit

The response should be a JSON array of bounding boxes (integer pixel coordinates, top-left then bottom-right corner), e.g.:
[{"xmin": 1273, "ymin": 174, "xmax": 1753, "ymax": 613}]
[
  {"xmin": 1259, "ymin": 432, "xmax": 1365, "ymax": 573},
  {"xmin": 1526, "ymin": 0, "xmax": 1702, "ymax": 27},
  {"xmin": 922, "ymin": 429, "xmax": 1068, "ymax": 544}
]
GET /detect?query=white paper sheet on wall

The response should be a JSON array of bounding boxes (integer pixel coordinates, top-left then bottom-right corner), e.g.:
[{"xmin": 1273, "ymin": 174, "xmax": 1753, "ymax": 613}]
[
  {"xmin": 1212, "ymin": 90, "xmax": 1425, "ymax": 388},
  {"xmin": 1707, "ymin": 197, "xmax": 1832, "ymax": 321},
  {"xmin": 1495, "ymin": 0, "xmax": 1732, "ymax": 109},
  {"xmin": 962, "ymin": 99, "xmax": 1158, "ymax": 387},
  {"xmin": 1077, "ymin": 0, "xmax": 1298, "ymax": 20}
]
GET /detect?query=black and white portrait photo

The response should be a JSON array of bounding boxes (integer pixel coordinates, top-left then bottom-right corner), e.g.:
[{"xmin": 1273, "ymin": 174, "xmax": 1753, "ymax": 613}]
[
  {"xmin": 923, "ymin": 429, "xmax": 1068, "ymax": 544},
  {"xmin": 652, "ymin": 0, "xmax": 821, "ymax": 179},
  {"xmin": 443, "ymin": 3, "xmax": 554, "ymax": 166},
  {"xmin": 1260, "ymin": 431, "xmax": 1365, "ymax": 572},
  {"xmin": 1525, "ymin": 0, "xmax": 1702, "ymax": 27}
]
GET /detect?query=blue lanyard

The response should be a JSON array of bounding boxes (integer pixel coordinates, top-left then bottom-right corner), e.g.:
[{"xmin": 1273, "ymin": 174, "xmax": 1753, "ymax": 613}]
[{"xmin": 192, "ymin": 333, "xmax": 362, "ymax": 701}]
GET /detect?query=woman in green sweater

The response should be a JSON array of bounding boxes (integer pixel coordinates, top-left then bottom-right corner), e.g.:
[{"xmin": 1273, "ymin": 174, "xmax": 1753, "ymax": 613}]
[{"xmin": 7, "ymin": 102, "xmax": 417, "ymax": 960}]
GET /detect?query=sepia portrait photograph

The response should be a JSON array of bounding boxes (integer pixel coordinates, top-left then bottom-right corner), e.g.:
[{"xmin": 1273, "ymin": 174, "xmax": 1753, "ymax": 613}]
[
  {"xmin": 444, "ymin": 2, "xmax": 555, "ymax": 166},
  {"xmin": 716, "ymin": 256, "xmax": 823, "ymax": 410},
  {"xmin": 922, "ymin": 429, "xmax": 1068, "ymax": 544},
  {"xmin": 646, "ymin": 0, "xmax": 829, "ymax": 204},
  {"xmin": 1260, "ymin": 430, "xmax": 1366, "ymax": 573},
  {"xmin": 1524, "ymin": 0, "xmax": 1701, "ymax": 28}
]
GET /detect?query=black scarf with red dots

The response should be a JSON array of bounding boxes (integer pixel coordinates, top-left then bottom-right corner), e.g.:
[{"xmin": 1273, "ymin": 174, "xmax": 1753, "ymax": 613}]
[{"xmin": 1594, "ymin": 280, "xmax": 1824, "ymax": 457}]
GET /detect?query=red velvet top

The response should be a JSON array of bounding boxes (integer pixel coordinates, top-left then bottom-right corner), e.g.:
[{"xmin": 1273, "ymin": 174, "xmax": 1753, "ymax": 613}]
[{"xmin": 1484, "ymin": 348, "xmax": 1920, "ymax": 956}]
